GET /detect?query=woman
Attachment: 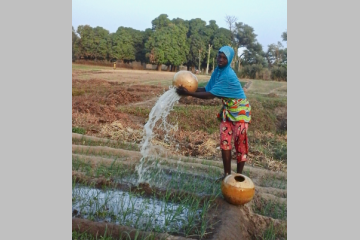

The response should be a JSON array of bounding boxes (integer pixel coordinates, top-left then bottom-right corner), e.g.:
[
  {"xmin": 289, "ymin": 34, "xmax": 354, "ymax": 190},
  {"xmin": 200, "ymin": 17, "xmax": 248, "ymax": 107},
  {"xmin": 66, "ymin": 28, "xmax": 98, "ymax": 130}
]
[{"xmin": 176, "ymin": 46, "xmax": 251, "ymax": 179}]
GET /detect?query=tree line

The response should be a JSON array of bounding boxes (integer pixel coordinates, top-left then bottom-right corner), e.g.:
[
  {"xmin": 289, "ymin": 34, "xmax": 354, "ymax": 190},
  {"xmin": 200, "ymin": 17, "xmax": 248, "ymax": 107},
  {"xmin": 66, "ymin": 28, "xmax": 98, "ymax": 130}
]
[{"xmin": 72, "ymin": 14, "xmax": 287, "ymax": 81}]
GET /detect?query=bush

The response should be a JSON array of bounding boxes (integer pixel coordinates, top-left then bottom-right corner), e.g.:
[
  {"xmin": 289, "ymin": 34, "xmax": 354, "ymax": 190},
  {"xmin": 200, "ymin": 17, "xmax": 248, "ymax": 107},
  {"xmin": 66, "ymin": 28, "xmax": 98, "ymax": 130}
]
[
  {"xmin": 237, "ymin": 64, "xmax": 265, "ymax": 79},
  {"xmin": 270, "ymin": 65, "xmax": 287, "ymax": 81},
  {"xmin": 235, "ymin": 64, "xmax": 287, "ymax": 81}
]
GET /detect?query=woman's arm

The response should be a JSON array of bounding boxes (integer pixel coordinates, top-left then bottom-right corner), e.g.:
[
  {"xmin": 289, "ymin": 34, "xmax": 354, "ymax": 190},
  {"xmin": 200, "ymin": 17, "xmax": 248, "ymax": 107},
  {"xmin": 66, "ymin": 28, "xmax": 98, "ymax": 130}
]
[
  {"xmin": 196, "ymin": 87, "xmax": 206, "ymax": 92},
  {"xmin": 176, "ymin": 86, "xmax": 216, "ymax": 99}
]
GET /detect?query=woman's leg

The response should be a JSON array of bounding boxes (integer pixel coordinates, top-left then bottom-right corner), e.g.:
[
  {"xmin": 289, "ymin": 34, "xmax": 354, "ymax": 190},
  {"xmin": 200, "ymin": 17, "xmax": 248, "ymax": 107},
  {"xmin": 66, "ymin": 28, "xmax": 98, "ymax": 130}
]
[
  {"xmin": 237, "ymin": 161, "xmax": 245, "ymax": 174},
  {"xmin": 219, "ymin": 121, "xmax": 233, "ymax": 178},
  {"xmin": 222, "ymin": 149, "xmax": 232, "ymax": 176},
  {"xmin": 234, "ymin": 122, "xmax": 249, "ymax": 174}
]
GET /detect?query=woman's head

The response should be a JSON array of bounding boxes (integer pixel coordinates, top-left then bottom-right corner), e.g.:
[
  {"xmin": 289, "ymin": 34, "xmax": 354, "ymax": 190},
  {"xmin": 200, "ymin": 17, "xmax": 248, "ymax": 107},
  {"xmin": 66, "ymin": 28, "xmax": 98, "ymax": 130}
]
[
  {"xmin": 217, "ymin": 52, "xmax": 228, "ymax": 68},
  {"xmin": 217, "ymin": 46, "xmax": 234, "ymax": 68}
]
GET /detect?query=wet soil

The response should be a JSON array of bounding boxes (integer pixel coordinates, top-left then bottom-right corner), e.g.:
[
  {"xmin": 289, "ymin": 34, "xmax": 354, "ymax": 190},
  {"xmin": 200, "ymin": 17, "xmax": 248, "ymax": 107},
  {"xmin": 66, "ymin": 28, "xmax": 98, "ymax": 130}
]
[{"xmin": 72, "ymin": 170, "xmax": 281, "ymax": 240}]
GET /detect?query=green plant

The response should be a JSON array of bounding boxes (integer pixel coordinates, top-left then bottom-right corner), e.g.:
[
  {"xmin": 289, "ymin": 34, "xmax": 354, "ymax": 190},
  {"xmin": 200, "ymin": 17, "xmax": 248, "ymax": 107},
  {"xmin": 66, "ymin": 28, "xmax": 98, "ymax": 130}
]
[
  {"xmin": 252, "ymin": 196, "xmax": 287, "ymax": 220},
  {"xmin": 259, "ymin": 222, "xmax": 287, "ymax": 240},
  {"xmin": 259, "ymin": 174, "xmax": 287, "ymax": 190},
  {"xmin": 72, "ymin": 127, "xmax": 86, "ymax": 134},
  {"xmin": 72, "ymin": 231, "xmax": 114, "ymax": 240},
  {"xmin": 261, "ymin": 222, "xmax": 277, "ymax": 240}
]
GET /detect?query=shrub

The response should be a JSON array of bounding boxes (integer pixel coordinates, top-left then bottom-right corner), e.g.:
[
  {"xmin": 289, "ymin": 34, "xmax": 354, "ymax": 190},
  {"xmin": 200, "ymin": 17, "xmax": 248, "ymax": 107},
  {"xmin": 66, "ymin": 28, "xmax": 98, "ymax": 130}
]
[
  {"xmin": 237, "ymin": 64, "xmax": 264, "ymax": 79},
  {"xmin": 270, "ymin": 65, "xmax": 287, "ymax": 81}
]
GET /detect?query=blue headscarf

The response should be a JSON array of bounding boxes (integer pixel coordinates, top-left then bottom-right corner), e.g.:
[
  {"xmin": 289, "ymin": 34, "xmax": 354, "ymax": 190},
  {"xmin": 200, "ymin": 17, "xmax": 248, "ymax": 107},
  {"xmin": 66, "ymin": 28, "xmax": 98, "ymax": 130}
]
[{"xmin": 205, "ymin": 46, "xmax": 246, "ymax": 99}]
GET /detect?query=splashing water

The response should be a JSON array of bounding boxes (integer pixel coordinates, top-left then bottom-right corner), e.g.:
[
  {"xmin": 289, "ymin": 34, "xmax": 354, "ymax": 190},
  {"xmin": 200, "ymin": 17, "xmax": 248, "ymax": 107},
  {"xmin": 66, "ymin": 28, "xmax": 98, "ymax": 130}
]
[{"xmin": 136, "ymin": 87, "xmax": 180, "ymax": 183}]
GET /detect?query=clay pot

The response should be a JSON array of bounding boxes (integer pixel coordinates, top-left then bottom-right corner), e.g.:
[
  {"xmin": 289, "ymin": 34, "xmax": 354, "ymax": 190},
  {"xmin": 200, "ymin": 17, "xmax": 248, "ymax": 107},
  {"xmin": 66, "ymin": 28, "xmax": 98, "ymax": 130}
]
[
  {"xmin": 221, "ymin": 173, "xmax": 255, "ymax": 205},
  {"xmin": 172, "ymin": 70, "xmax": 198, "ymax": 92}
]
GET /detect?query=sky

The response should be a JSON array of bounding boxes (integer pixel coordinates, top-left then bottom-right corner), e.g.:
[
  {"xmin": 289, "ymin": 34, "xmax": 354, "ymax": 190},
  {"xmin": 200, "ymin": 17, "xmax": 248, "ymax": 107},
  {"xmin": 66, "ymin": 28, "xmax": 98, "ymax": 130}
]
[{"xmin": 72, "ymin": 0, "xmax": 287, "ymax": 52}]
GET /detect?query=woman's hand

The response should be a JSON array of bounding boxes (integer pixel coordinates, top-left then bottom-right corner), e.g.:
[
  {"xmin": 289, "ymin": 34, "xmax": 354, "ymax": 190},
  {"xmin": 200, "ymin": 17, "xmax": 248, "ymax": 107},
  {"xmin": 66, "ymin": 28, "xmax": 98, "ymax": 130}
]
[
  {"xmin": 176, "ymin": 86, "xmax": 216, "ymax": 99},
  {"xmin": 176, "ymin": 85, "xmax": 189, "ymax": 96}
]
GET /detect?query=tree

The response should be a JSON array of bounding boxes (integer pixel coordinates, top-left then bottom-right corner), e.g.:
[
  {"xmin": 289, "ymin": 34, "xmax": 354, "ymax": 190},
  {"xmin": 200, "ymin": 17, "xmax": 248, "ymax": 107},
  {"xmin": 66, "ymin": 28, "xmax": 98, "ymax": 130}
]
[
  {"xmin": 186, "ymin": 34, "xmax": 206, "ymax": 71},
  {"xmin": 238, "ymin": 42, "xmax": 267, "ymax": 79},
  {"xmin": 210, "ymin": 27, "xmax": 232, "ymax": 71},
  {"xmin": 204, "ymin": 20, "xmax": 218, "ymax": 73},
  {"xmin": 76, "ymin": 25, "xmax": 97, "ymax": 59},
  {"xmin": 204, "ymin": 20, "xmax": 219, "ymax": 45},
  {"xmin": 123, "ymin": 27, "xmax": 146, "ymax": 62},
  {"xmin": 111, "ymin": 27, "xmax": 136, "ymax": 62},
  {"xmin": 72, "ymin": 26, "xmax": 80, "ymax": 61},
  {"xmin": 211, "ymin": 27, "xmax": 232, "ymax": 49},
  {"xmin": 185, "ymin": 18, "xmax": 208, "ymax": 71},
  {"xmin": 166, "ymin": 24, "xmax": 189, "ymax": 70},
  {"xmin": 241, "ymin": 42, "xmax": 267, "ymax": 67},
  {"xmin": 233, "ymin": 22, "xmax": 258, "ymax": 70},
  {"xmin": 266, "ymin": 41, "xmax": 286, "ymax": 67},
  {"xmin": 141, "ymin": 28, "xmax": 154, "ymax": 63},
  {"xmin": 171, "ymin": 18, "xmax": 189, "ymax": 28},
  {"xmin": 224, "ymin": 15, "xmax": 237, "ymax": 41},
  {"xmin": 224, "ymin": 15, "xmax": 238, "ymax": 67},
  {"xmin": 145, "ymin": 15, "xmax": 188, "ymax": 71},
  {"xmin": 92, "ymin": 26, "xmax": 111, "ymax": 61},
  {"xmin": 266, "ymin": 34, "xmax": 287, "ymax": 81},
  {"xmin": 76, "ymin": 25, "xmax": 112, "ymax": 61},
  {"xmin": 151, "ymin": 14, "xmax": 171, "ymax": 30},
  {"xmin": 206, "ymin": 44, "xmax": 212, "ymax": 74}
]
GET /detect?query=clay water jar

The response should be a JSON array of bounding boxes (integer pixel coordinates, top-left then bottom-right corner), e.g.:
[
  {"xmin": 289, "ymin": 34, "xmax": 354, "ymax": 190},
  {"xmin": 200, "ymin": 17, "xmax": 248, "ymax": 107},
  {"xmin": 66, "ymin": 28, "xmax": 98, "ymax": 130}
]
[
  {"xmin": 221, "ymin": 173, "xmax": 255, "ymax": 205},
  {"xmin": 172, "ymin": 70, "xmax": 198, "ymax": 92}
]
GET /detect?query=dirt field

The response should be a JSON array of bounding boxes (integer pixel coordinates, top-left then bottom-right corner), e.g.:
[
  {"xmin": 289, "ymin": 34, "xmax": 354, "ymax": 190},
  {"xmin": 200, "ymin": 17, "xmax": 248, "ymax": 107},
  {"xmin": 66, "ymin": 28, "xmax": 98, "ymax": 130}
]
[{"xmin": 72, "ymin": 64, "xmax": 287, "ymax": 240}]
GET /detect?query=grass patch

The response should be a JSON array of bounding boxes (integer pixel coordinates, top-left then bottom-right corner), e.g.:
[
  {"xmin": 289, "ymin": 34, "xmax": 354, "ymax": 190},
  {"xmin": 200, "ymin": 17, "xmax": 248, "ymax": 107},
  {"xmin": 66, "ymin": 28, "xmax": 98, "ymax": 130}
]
[
  {"xmin": 249, "ymin": 131, "xmax": 287, "ymax": 163},
  {"xmin": 72, "ymin": 63, "xmax": 108, "ymax": 71},
  {"xmin": 259, "ymin": 222, "xmax": 287, "ymax": 240},
  {"xmin": 139, "ymin": 80, "xmax": 172, "ymax": 87},
  {"xmin": 197, "ymin": 81, "xmax": 208, "ymax": 88},
  {"xmin": 259, "ymin": 173, "xmax": 287, "ymax": 190},
  {"xmin": 72, "ymin": 231, "xmax": 114, "ymax": 240},
  {"xmin": 252, "ymin": 195, "xmax": 287, "ymax": 220},
  {"xmin": 72, "ymin": 157, "xmax": 133, "ymax": 180},
  {"xmin": 73, "ymin": 127, "xmax": 86, "ymax": 135},
  {"xmin": 247, "ymin": 97, "xmax": 286, "ymax": 133},
  {"xmin": 72, "ymin": 159, "xmax": 220, "ymax": 239},
  {"xmin": 247, "ymin": 80, "xmax": 286, "ymax": 95},
  {"xmin": 117, "ymin": 106, "xmax": 150, "ymax": 119},
  {"xmin": 72, "ymin": 137, "xmax": 140, "ymax": 151},
  {"xmin": 169, "ymin": 105, "xmax": 219, "ymax": 134},
  {"xmin": 273, "ymin": 144, "xmax": 287, "ymax": 161},
  {"xmin": 72, "ymin": 148, "xmax": 130, "ymax": 161},
  {"xmin": 72, "ymin": 156, "xmax": 222, "ymax": 196},
  {"xmin": 72, "ymin": 88, "xmax": 85, "ymax": 96}
]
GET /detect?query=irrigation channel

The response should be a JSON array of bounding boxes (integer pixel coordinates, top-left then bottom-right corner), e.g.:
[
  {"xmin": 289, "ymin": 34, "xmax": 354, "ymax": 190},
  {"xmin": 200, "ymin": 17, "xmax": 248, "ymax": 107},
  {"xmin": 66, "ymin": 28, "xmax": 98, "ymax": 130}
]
[{"xmin": 72, "ymin": 87, "xmax": 285, "ymax": 239}]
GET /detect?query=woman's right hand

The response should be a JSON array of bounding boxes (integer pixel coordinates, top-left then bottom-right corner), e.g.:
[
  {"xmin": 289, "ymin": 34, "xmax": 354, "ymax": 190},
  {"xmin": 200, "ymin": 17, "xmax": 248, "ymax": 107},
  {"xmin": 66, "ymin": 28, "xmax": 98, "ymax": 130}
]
[{"xmin": 176, "ymin": 86, "xmax": 189, "ymax": 96}]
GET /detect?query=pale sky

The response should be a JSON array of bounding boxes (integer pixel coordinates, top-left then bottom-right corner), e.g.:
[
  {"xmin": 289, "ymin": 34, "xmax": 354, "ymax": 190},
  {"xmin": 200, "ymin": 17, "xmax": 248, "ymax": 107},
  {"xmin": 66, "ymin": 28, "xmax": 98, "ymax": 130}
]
[{"xmin": 72, "ymin": 0, "xmax": 287, "ymax": 51}]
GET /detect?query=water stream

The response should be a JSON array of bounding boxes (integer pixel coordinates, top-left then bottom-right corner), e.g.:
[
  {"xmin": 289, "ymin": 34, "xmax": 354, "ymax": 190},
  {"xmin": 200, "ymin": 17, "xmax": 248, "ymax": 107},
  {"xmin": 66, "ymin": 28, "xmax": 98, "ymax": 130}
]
[
  {"xmin": 72, "ymin": 186, "xmax": 199, "ymax": 231},
  {"xmin": 72, "ymin": 87, "xmax": 214, "ymax": 233},
  {"xmin": 136, "ymin": 87, "xmax": 180, "ymax": 183}
]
